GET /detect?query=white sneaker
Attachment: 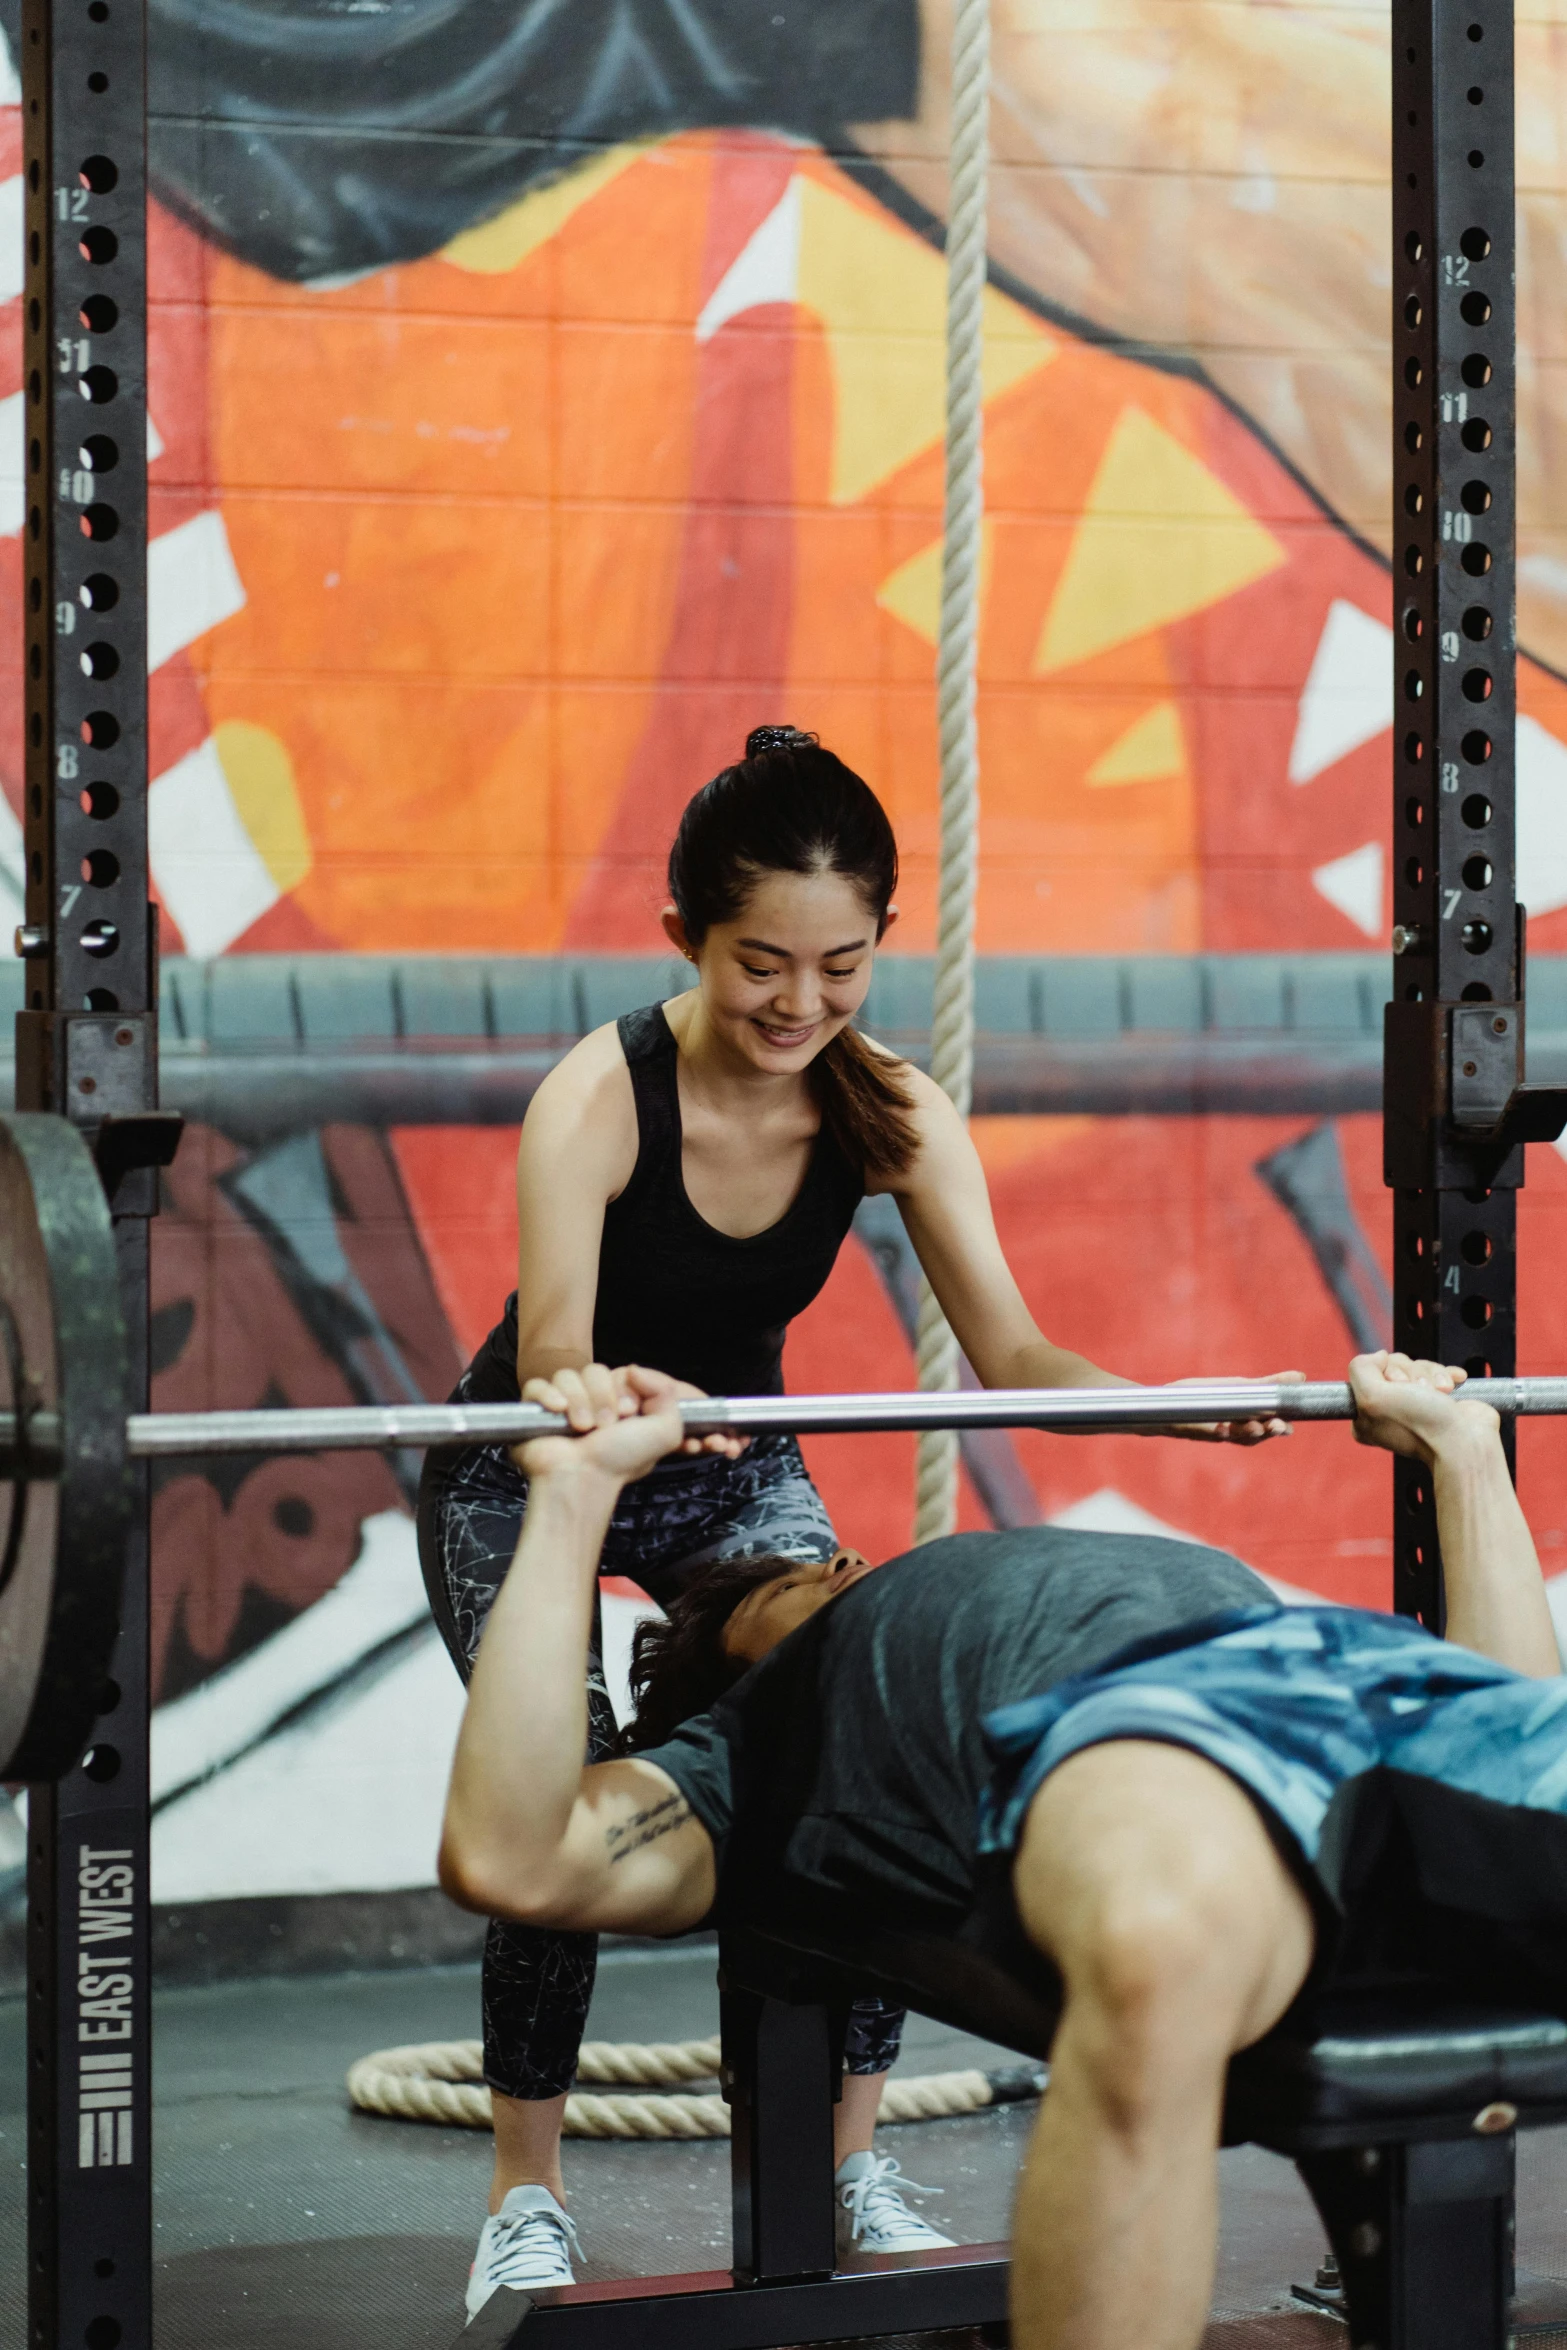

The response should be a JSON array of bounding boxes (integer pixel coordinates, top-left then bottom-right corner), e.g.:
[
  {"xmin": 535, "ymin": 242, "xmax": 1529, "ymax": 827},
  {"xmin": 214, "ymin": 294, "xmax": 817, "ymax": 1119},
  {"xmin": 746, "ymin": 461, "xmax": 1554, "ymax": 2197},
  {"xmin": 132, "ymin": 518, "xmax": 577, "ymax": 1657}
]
[
  {"xmin": 466, "ymin": 2185, "xmax": 582, "ymax": 2320},
  {"xmin": 835, "ymin": 2150, "xmax": 956, "ymax": 2257}
]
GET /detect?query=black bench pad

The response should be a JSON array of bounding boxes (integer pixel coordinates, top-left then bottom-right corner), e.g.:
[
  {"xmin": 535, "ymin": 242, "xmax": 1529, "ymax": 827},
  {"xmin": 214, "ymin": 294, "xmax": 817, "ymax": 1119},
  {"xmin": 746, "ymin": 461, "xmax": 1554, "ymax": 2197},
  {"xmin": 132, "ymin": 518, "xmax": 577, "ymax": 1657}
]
[
  {"xmin": 1226, "ymin": 1987, "xmax": 1567, "ymax": 2147},
  {"xmin": 723, "ymin": 1924, "xmax": 1567, "ymax": 2147}
]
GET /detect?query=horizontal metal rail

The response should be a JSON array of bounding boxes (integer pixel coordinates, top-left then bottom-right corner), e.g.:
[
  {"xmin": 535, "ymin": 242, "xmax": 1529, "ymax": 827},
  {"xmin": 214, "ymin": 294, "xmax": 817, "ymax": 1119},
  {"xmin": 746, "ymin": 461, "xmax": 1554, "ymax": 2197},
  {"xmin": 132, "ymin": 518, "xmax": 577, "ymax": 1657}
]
[
  {"xmin": 15, "ymin": 1034, "xmax": 1567, "ymax": 1134},
  {"xmin": 1, "ymin": 1378, "xmax": 1564, "ymax": 1474},
  {"xmin": 5, "ymin": 1036, "xmax": 1392, "ymax": 1133}
]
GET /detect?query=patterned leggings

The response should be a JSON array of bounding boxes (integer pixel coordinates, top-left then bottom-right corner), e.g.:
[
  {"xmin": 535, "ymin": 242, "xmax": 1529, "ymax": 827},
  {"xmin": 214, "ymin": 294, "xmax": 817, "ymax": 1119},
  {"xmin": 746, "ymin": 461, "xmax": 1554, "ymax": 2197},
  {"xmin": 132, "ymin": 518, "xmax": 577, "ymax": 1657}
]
[{"xmin": 418, "ymin": 1407, "xmax": 907, "ymax": 2099}]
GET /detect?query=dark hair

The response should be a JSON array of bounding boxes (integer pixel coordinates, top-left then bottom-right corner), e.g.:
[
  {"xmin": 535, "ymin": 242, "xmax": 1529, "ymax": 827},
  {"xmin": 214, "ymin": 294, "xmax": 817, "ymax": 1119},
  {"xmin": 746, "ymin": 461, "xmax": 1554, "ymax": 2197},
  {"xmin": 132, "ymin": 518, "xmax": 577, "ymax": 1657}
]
[
  {"xmin": 618, "ymin": 1552, "xmax": 800, "ymax": 1752},
  {"xmin": 667, "ymin": 726, "xmax": 919, "ymax": 1180}
]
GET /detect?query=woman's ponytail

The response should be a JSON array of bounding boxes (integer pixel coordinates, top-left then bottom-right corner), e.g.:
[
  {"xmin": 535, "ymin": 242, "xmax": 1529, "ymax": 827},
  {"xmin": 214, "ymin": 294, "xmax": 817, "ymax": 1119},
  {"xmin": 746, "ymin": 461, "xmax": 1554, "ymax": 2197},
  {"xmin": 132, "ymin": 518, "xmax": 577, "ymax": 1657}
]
[{"xmin": 811, "ymin": 1025, "xmax": 919, "ymax": 1184}]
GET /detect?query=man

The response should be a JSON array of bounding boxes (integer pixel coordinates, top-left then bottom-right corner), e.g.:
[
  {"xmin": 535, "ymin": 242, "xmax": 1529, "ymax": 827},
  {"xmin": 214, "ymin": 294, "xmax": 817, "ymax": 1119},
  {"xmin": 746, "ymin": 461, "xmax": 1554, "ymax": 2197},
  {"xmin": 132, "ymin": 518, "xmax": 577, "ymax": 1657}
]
[{"xmin": 440, "ymin": 1353, "xmax": 1564, "ymax": 2350}]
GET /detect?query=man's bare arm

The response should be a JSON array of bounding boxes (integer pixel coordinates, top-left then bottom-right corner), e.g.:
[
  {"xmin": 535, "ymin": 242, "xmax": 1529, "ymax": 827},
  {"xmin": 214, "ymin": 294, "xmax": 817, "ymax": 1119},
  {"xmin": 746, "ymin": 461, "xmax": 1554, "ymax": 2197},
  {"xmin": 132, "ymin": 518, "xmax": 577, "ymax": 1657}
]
[
  {"xmin": 438, "ymin": 1367, "xmax": 720, "ymax": 1935},
  {"xmin": 1349, "ymin": 1352, "xmax": 1559, "ymax": 1678},
  {"xmin": 542, "ymin": 1759, "xmax": 717, "ymax": 1934}
]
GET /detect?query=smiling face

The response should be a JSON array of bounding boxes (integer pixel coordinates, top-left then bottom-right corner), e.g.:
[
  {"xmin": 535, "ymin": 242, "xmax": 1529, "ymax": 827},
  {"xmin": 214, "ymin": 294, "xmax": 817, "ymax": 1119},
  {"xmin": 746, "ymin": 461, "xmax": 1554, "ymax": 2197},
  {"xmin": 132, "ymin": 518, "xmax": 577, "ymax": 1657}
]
[
  {"xmin": 664, "ymin": 865, "xmax": 892, "ymax": 1076},
  {"xmin": 721, "ymin": 1548, "xmax": 879, "ymax": 1667}
]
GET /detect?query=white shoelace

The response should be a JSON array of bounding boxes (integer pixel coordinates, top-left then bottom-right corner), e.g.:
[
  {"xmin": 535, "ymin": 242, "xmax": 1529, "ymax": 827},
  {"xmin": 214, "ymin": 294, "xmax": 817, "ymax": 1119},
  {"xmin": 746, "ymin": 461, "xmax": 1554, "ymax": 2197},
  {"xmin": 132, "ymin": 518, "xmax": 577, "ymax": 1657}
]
[
  {"xmin": 486, "ymin": 2201, "xmax": 582, "ymax": 2287},
  {"xmin": 838, "ymin": 2154, "xmax": 945, "ymax": 2243}
]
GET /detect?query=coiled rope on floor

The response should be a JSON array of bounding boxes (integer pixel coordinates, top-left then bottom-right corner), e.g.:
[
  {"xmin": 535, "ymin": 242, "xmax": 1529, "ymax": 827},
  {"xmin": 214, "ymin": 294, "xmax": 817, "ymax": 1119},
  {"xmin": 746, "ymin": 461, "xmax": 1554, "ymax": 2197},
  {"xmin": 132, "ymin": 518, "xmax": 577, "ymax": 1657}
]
[
  {"xmin": 914, "ymin": 0, "xmax": 991, "ymax": 1547},
  {"xmin": 346, "ymin": 2036, "xmax": 1045, "ymax": 2141}
]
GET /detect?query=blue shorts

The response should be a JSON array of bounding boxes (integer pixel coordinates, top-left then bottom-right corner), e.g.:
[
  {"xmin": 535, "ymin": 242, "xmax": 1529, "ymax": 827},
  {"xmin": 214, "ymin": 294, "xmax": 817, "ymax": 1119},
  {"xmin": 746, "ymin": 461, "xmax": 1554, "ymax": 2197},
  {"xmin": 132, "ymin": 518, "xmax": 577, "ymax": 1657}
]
[{"xmin": 976, "ymin": 1606, "xmax": 1567, "ymax": 1994}]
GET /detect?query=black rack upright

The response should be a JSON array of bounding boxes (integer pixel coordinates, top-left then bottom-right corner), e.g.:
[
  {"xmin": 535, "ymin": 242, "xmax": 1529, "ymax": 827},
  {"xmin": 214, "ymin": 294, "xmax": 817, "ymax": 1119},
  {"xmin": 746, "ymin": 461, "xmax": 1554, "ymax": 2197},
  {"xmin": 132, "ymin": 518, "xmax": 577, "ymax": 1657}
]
[
  {"xmin": 16, "ymin": 0, "xmax": 154, "ymax": 2343},
  {"xmin": 1385, "ymin": 0, "xmax": 1567, "ymax": 1624}
]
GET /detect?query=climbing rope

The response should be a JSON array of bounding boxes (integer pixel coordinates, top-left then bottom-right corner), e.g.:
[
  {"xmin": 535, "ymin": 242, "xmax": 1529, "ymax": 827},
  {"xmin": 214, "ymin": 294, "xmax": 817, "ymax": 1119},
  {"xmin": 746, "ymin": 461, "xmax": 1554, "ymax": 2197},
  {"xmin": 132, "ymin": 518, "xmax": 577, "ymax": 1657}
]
[
  {"xmin": 914, "ymin": 0, "xmax": 991, "ymax": 1546},
  {"xmin": 346, "ymin": 2036, "xmax": 1044, "ymax": 2141}
]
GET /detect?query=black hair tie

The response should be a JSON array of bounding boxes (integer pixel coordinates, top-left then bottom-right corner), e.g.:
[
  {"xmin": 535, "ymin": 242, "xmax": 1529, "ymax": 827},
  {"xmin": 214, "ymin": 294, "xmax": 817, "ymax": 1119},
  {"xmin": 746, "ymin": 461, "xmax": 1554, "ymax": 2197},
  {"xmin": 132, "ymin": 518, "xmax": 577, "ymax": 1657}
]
[{"xmin": 745, "ymin": 724, "xmax": 820, "ymax": 758}]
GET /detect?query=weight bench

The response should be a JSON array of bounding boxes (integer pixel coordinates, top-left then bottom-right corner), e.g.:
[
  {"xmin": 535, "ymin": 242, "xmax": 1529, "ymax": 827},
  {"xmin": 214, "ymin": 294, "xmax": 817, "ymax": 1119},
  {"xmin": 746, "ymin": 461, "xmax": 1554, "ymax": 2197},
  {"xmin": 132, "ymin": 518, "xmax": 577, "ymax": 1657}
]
[{"xmin": 462, "ymin": 1909, "xmax": 1567, "ymax": 2350}]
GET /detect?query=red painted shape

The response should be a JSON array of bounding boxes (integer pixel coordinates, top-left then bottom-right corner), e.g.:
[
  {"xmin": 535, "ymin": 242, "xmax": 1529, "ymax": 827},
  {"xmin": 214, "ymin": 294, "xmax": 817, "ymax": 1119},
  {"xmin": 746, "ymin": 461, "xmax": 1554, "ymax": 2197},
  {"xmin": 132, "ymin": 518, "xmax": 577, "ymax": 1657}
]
[
  {"xmin": 389, "ymin": 1125, "xmax": 521, "ymax": 1363},
  {"xmin": 227, "ymin": 892, "xmax": 339, "ymax": 954}
]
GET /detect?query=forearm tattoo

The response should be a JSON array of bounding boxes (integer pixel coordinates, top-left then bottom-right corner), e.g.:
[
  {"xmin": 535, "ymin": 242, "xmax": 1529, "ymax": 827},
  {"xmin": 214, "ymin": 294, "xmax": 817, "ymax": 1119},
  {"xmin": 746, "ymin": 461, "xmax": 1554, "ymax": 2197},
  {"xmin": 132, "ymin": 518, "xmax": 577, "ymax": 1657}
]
[{"xmin": 605, "ymin": 1791, "xmax": 691, "ymax": 1865}]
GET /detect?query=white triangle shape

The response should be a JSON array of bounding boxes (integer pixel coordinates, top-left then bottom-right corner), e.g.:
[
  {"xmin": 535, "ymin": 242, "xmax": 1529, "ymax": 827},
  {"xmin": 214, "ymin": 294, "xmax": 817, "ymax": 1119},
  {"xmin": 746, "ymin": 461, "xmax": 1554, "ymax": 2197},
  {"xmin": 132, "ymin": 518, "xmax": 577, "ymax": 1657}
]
[
  {"xmin": 1288, "ymin": 600, "xmax": 1394, "ymax": 784},
  {"xmin": 1545, "ymin": 1572, "xmax": 1567, "ymax": 1668},
  {"xmin": 1047, "ymin": 1485, "xmax": 1326, "ymax": 1600},
  {"xmin": 1048, "ymin": 1486, "xmax": 1199, "ymax": 1541},
  {"xmin": 0, "ymin": 774, "xmax": 23, "ymax": 910},
  {"xmin": 1312, "ymin": 839, "xmax": 1384, "ymax": 936},
  {"xmin": 696, "ymin": 178, "xmax": 801, "ymax": 344},
  {"xmin": 1518, "ymin": 714, "xmax": 1567, "ymax": 917},
  {"xmin": 0, "ymin": 388, "xmax": 23, "ymax": 538}
]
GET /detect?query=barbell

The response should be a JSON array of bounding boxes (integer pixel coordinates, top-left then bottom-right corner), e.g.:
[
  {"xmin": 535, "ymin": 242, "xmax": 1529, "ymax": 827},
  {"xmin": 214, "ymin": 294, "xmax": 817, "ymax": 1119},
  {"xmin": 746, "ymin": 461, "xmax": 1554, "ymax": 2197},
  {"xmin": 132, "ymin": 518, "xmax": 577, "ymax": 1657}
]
[{"xmin": 4, "ymin": 1111, "xmax": 1566, "ymax": 1784}]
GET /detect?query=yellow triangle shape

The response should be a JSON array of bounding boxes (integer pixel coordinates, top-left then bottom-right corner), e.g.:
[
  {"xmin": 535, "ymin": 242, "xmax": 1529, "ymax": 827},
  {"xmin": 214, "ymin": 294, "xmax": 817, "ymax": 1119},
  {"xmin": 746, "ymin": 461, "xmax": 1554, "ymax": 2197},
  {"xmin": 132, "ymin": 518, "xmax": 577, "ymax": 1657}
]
[
  {"xmin": 1086, "ymin": 701, "xmax": 1188, "ymax": 787},
  {"xmin": 1035, "ymin": 408, "xmax": 1286, "ymax": 676},
  {"xmin": 441, "ymin": 142, "xmax": 653, "ymax": 275},
  {"xmin": 796, "ymin": 177, "xmax": 1052, "ymax": 506},
  {"xmin": 876, "ymin": 523, "xmax": 995, "ymax": 646},
  {"xmin": 215, "ymin": 720, "xmax": 312, "ymax": 890}
]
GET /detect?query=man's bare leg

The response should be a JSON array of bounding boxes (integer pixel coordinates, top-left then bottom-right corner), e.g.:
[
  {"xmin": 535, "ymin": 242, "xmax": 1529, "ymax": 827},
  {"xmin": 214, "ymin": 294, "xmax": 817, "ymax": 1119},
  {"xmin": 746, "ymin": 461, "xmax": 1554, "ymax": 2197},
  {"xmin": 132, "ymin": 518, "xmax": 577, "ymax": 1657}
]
[{"xmin": 1010, "ymin": 1741, "xmax": 1316, "ymax": 2350}]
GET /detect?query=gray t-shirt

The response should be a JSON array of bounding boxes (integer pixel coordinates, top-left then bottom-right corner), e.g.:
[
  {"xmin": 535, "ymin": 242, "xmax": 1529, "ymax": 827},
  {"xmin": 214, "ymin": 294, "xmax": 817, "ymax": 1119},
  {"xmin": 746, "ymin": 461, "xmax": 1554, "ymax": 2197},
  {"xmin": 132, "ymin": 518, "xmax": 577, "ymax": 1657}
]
[{"xmin": 640, "ymin": 1527, "xmax": 1275, "ymax": 1931}]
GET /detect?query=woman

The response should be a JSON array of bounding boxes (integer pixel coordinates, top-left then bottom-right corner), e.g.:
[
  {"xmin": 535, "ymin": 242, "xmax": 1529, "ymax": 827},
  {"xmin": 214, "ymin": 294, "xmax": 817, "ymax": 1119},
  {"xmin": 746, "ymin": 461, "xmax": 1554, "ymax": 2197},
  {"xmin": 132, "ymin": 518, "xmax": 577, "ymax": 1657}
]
[{"xmin": 420, "ymin": 725, "xmax": 1292, "ymax": 2317}]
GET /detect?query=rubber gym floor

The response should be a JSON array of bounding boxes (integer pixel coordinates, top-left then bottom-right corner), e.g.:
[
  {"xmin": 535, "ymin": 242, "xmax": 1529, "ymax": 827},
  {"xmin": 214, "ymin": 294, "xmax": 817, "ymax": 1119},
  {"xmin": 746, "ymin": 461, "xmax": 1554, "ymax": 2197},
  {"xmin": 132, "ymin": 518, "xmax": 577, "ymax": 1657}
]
[{"xmin": 7, "ymin": 1940, "xmax": 1567, "ymax": 2349}]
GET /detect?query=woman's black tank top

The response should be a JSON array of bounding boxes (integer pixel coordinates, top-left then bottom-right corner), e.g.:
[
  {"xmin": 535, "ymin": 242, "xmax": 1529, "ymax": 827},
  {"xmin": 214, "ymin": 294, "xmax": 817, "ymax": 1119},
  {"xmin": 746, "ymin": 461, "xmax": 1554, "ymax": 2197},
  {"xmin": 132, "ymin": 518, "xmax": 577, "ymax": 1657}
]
[{"xmin": 470, "ymin": 1004, "xmax": 865, "ymax": 1402}]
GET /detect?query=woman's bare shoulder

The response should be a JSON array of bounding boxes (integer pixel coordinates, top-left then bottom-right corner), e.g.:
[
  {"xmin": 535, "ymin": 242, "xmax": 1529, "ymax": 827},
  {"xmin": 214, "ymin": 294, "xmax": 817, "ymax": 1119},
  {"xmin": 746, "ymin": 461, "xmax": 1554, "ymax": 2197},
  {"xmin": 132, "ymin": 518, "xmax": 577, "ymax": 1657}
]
[
  {"xmin": 520, "ymin": 1023, "xmax": 637, "ymax": 1163},
  {"xmin": 553, "ymin": 1018, "xmax": 632, "ymax": 1084}
]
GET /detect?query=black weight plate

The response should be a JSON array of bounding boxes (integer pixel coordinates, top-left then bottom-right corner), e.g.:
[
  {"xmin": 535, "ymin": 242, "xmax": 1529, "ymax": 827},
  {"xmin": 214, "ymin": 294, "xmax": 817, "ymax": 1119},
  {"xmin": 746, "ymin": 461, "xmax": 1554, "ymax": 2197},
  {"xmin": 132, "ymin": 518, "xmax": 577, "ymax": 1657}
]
[{"xmin": 0, "ymin": 1114, "xmax": 130, "ymax": 1779}]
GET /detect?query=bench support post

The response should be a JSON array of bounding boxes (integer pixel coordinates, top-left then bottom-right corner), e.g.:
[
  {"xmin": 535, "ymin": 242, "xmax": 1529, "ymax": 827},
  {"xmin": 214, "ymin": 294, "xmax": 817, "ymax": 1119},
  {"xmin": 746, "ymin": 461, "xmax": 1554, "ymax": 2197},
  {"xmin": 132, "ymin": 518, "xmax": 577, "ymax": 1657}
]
[
  {"xmin": 721, "ymin": 1986, "xmax": 838, "ymax": 2284},
  {"xmin": 1297, "ymin": 2134, "xmax": 1514, "ymax": 2350}
]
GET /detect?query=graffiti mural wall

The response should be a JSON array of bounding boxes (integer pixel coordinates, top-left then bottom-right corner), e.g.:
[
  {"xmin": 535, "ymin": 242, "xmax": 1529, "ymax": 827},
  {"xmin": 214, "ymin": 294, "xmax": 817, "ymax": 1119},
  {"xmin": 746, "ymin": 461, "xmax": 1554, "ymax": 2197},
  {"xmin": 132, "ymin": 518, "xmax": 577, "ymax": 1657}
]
[{"xmin": 8, "ymin": 0, "xmax": 1567, "ymax": 1920}]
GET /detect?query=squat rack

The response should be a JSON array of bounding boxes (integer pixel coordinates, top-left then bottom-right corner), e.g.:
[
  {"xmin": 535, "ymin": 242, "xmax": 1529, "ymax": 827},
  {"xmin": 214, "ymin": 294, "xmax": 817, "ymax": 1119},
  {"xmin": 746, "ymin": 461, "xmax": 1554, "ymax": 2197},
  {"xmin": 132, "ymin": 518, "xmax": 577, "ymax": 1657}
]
[{"xmin": 9, "ymin": 0, "xmax": 1561, "ymax": 2343}]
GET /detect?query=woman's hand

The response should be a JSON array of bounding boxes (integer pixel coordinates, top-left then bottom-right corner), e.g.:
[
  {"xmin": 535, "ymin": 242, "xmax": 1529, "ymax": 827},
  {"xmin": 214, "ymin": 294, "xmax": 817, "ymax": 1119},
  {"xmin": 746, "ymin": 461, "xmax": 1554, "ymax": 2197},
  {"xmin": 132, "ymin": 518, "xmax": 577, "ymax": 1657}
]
[
  {"xmin": 513, "ymin": 1365, "xmax": 744, "ymax": 1486},
  {"xmin": 1158, "ymin": 1369, "xmax": 1306, "ymax": 1446}
]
